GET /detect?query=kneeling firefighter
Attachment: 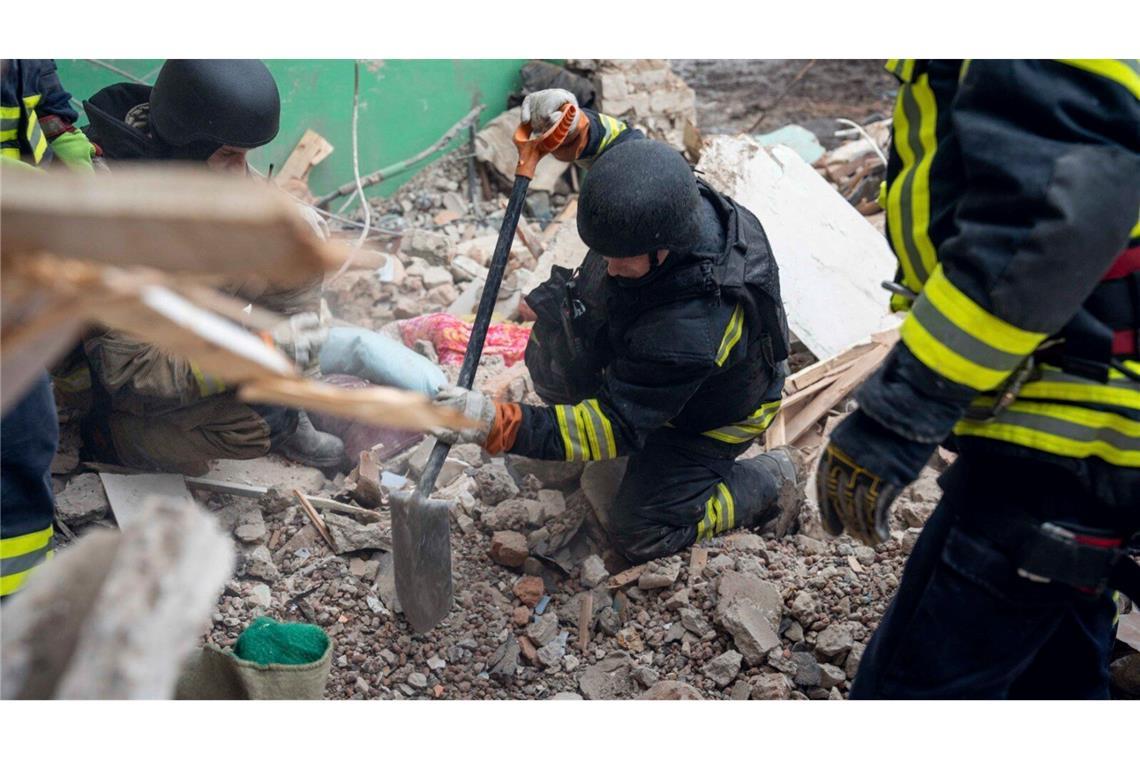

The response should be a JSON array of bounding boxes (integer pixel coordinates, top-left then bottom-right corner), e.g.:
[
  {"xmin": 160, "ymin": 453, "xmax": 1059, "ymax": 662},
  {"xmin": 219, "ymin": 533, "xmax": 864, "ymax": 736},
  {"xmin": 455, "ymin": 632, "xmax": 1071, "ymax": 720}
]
[
  {"xmin": 816, "ymin": 59, "xmax": 1140, "ymax": 698},
  {"xmin": 60, "ymin": 59, "xmax": 345, "ymax": 475},
  {"xmin": 434, "ymin": 90, "xmax": 801, "ymax": 563}
]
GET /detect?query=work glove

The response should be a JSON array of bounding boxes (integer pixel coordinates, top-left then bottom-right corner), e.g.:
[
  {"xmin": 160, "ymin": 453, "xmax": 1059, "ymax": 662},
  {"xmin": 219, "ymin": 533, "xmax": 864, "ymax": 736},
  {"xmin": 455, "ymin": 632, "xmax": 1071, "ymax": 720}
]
[
  {"xmin": 48, "ymin": 129, "xmax": 96, "ymax": 173},
  {"xmin": 521, "ymin": 88, "xmax": 582, "ymax": 139},
  {"xmin": 815, "ymin": 408, "xmax": 938, "ymax": 546},
  {"xmin": 430, "ymin": 386, "xmax": 497, "ymax": 446},
  {"xmin": 271, "ymin": 312, "xmax": 328, "ymax": 374}
]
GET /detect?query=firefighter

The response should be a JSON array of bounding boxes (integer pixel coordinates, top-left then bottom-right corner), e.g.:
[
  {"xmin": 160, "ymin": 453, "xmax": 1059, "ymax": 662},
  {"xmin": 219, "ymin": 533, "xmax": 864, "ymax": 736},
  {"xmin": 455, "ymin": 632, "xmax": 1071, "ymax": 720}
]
[
  {"xmin": 1, "ymin": 59, "xmax": 96, "ymax": 598},
  {"xmin": 67, "ymin": 59, "xmax": 345, "ymax": 475},
  {"xmin": 815, "ymin": 59, "xmax": 1140, "ymax": 698},
  {"xmin": 433, "ymin": 89, "xmax": 802, "ymax": 563}
]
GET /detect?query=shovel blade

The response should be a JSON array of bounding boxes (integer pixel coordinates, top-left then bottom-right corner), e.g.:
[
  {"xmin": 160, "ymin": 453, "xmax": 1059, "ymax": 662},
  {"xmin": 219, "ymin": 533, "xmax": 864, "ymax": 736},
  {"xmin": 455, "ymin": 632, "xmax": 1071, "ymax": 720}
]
[{"xmin": 390, "ymin": 490, "xmax": 453, "ymax": 633}]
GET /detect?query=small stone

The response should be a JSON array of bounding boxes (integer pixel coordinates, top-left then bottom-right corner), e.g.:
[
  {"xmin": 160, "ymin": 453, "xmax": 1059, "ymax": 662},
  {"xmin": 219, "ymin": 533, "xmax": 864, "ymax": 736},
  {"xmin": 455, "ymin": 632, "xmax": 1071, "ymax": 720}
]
[
  {"xmin": 615, "ymin": 627, "xmax": 645, "ymax": 653},
  {"xmin": 640, "ymin": 680, "xmax": 702, "ymax": 700},
  {"xmin": 421, "ymin": 265, "xmax": 453, "ymax": 289},
  {"xmin": 473, "ymin": 462, "xmax": 519, "ymax": 506},
  {"xmin": 233, "ymin": 509, "xmax": 267, "ymax": 543},
  {"xmin": 405, "ymin": 229, "xmax": 450, "ymax": 266},
  {"xmin": 791, "ymin": 590, "xmax": 817, "ymax": 623},
  {"xmin": 664, "ymin": 622, "xmax": 685, "ymax": 643},
  {"xmin": 751, "ymin": 673, "xmax": 792, "ymax": 700},
  {"xmin": 639, "ymin": 556, "xmax": 683, "ymax": 590},
  {"xmin": 784, "ymin": 621, "xmax": 804, "ymax": 643},
  {"xmin": 407, "ymin": 672, "xmax": 428, "ymax": 689},
  {"xmin": 654, "ymin": 587, "xmax": 685, "ymax": 612},
  {"xmin": 579, "ymin": 652, "xmax": 634, "ymax": 700},
  {"xmin": 428, "ymin": 656, "xmax": 447, "ymax": 671},
  {"xmin": 552, "ymin": 692, "xmax": 583, "ymax": 700},
  {"xmin": 730, "ymin": 681, "xmax": 752, "ymax": 700},
  {"xmin": 522, "ymin": 557, "xmax": 546, "ymax": 578},
  {"xmin": 482, "ymin": 498, "xmax": 532, "ymax": 531},
  {"xmin": 901, "ymin": 528, "xmax": 922, "ymax": 553},
  {"xmin": 537, "ymin": 633, "xmax": 568, "ymax": 667},
  {"xmin": 489, "ymin": 636, "xmax": 521, "ymax": 681},
  {"xmin": 242, "ymin": 545, "xmax": 279, "ymax": 582},
  {"xmin": 535, "ymin": 489, "xmax": 566, "ymax": 522},
  {"xmin": 596, "ymin": 606, "xmax": 621, "ymax": 637},
  {"xmin": 796, "ymin": 535, "xmax": 827, "ymax": 555},
  {"xmin": 512, "ymin": 606, "xmax": 531, "ymax": 626},
  {"xmin": 526, "ymin": 613, "xmax": 560, "ymax": 646},
  {"xmin": 816, "ymin": 623, "xmax": 854, "ymax": 659},
  {"xmin": 518, "ymin": 635, "xmax": 539, "ymax": 664},
  {"xmin": 716, "ymin": 571, "xmax": 783, "ymax": 628},
  {"xmin": 1110, "ymin": 653, "xmax": 1140, "ymax": 696},
  {"xmin": 846, "ymin": 642, "xmax": 866, "ymax": 681},
  {"xmin": 489, "ymin": 531, "xmax": 528, "ymax": 568},
  {"xmin": 563, "ymin": 655, "xmax": 580, "ymax": 671},
  {"xmin": 703, "ymin": 650, "xmax": 743, "ymax": 688},
  {"xmin": 632, "ymin": 666, "xmax": 659, "ymax": 688},
  {"xmin": 244, "ymin": 583, "xmax": 272, "ymax": 610},
  {"xmin": 790, "ymin": 651, "xmax": 822, "ymax": 688},
  {"xmin": 513, "ymin": 575, "xmax": 545, "ymax": 607},
  {"xmin": 580, "ymin": 554, "xmax": 609, "ymax": 588},
  {"xmin": 55, "ymin": 473, "xmax": 109, "ymax": 526},
  {"xmin": 680, "ymin": 607, "xmax": 712, "ymax": 637},
  {"xmin": 819, "ymin": 663, "xmax": 846, "ymax": 690},
  {"xmin": 324, "ymin": 511, "xmax": 389, "ymax": 553},
  {"xmin": 720, "ymin": 600, "xmax": 780, "ymax": 667},
  {"xmin": 723, "ymin": 533, "xmax": 767, "ymax": 553}
]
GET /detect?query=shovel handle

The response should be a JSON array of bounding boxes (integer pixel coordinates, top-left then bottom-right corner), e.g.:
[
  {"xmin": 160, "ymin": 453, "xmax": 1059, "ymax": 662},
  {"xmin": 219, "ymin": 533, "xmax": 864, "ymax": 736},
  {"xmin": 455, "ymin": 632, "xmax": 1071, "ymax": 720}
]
[{"xmin": 513, "ymin": 103, "xmax": 578, "ymax": 180}]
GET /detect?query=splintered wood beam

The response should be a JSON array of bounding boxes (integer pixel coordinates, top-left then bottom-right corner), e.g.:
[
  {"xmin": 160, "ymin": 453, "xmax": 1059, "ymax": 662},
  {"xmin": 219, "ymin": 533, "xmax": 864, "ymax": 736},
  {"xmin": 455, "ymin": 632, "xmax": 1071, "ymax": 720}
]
[
  {"xmin": 238, "ymin": 377, "xmax": 474, "ymax": 433},
  {"xmin": 1, "ymin": 166, "xmax": 346, "ymax": 281},
  {"xmin": 783, "ymin": 342, "xmax": 892, "ymax": 445},
  {"xmin": 274, "ymin": 129, "xmax": 334, "ymax": 187}
]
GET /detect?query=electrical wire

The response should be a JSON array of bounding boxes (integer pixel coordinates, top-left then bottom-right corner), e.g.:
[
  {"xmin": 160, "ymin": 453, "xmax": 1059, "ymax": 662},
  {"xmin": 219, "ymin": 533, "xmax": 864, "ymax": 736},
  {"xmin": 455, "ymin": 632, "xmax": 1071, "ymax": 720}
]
[
  {"xmin": 835, "ymin": 118, "xmax": 888, "ymax": 167},
  {"xmin": 327, "ymin": 61, "xmax": 373, "ymax": 283}
]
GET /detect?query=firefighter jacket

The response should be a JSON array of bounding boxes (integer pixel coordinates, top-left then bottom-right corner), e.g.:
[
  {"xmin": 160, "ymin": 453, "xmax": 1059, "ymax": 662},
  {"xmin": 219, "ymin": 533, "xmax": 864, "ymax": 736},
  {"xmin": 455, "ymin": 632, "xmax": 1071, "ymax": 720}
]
[
  {"xmin": 510, "ymin": 112, "xmax": 789, "ymax": 462},
  {"xmin": 2, "ymin": 59, "xmax": 93, "ymax": 171},
  {"xmin": 860, "ymin": 59, "xmax": 1140, "ymax": 504}
]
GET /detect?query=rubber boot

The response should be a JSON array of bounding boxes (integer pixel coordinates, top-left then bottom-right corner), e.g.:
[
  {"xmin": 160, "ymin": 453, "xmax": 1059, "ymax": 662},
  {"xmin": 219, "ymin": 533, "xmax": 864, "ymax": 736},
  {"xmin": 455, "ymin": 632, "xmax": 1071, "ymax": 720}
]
[
  {"xmin": 735, "ymin": 446, "xmax": 804, "ymax": 537},
  {"xmin": 272, "ymin": 410, "xmax": 346, "ymax": 474}
]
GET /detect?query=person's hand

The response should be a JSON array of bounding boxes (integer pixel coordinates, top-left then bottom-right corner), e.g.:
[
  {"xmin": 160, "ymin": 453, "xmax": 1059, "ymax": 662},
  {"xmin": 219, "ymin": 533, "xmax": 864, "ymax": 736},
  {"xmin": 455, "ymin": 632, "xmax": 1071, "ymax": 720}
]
[
  {"xmin": 430, "ymin": 386, "xmax": 497, "ymax": 446},
  {"xmin": 815, "ymin": 408, "xmax": 936, "ymax": 546},
  {"xmin": 521, "ymin": 88, "xmax": 581, "ymax": 138},
  {"xmin": 271, "ymin": 312, "xmax": 327, "ymax": 372}
]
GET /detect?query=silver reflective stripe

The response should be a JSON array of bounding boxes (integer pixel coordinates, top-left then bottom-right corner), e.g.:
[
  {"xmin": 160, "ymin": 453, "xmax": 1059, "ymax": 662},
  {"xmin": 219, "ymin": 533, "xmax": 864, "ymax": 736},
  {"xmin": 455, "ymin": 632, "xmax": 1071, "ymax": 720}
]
[
  {"xmin": 896, "ymin": 83, "xmax": 931, "ymax": 285},
  {"xmin": 0, "ymin": 543, "xmax": 52, "ymax": 577},
  {"xmin": 910, "ymin": 294, "xmax": 1026, "ymax": 373},
  {"xmin": 988, "ymin": 409, "xmax": 1140, "ymax": 453}
]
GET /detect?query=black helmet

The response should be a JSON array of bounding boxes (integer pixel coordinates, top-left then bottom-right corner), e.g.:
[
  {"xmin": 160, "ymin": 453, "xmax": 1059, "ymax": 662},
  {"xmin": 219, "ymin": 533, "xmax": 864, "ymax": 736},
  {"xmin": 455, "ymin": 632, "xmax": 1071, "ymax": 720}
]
[
  {"xmin": 577, "ymin": 139, "xmax": 702, "ymax": 258},
  {"xmin": 149, "ymin": 60, "xmax": 280, "ymax": 157}
]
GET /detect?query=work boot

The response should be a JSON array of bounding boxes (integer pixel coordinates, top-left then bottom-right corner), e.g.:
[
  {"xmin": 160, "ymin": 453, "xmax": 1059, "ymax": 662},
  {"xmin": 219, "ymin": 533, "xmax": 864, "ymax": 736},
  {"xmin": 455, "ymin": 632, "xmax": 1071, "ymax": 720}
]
[
  {"xmin": 737, "ymin": 446, "xmax": 805, "ymax": 537},
  {"xmin": 272, "ymin": 410, "xmax": 346, "ymax": 475}
]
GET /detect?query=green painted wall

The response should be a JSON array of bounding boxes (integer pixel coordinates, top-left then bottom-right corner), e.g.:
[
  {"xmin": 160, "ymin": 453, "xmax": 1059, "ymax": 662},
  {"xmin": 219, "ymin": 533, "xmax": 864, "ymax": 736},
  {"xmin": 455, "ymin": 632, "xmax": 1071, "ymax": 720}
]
[{"xmin": 56, "ymin": 59, "xmax": 528, "ymax": 197}]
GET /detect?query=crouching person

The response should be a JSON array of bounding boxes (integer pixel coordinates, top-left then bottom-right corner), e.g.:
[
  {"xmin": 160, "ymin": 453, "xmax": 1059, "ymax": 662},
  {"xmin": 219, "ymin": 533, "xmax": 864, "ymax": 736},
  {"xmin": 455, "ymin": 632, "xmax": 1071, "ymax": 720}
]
[{"xmin": 433, "ymin": 90, "xmax": 802, "ymax": 563}]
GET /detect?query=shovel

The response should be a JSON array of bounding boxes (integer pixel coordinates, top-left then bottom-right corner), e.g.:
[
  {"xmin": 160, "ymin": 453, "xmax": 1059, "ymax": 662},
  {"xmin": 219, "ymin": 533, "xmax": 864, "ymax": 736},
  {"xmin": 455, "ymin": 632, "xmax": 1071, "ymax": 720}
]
[{"xmin": 390, "ymin": 104, "xmax": 580, "ymax": 633}]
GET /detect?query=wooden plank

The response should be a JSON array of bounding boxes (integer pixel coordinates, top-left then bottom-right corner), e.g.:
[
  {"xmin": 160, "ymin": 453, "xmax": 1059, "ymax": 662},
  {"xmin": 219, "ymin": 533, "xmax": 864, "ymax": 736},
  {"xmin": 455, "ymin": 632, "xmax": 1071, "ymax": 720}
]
[
  {"xmin": 273, "ymin": 129, "xmax": 333, "ymax": 186},
  {"xmin": 606, "ymin": 564, "xmax": 647, "ymax": 590},
  {"xmin": 697, "ymin": 139, "xmax": 900, "ymax": 359},
  {"xmin": 293, "ymin": 489, "xmax": 334, "ymax": 550},
  {"xmin": 578, "ymin": 592, "xmax": 593, "ymax": 655},
  {"xmin": 1, "ymin": 166, "xmax": 346, "ymax": 280},
  {"xmin": 688, "ymin": 547, "xmax": 709, "ymax": 587},
  {"xmin": 238, "ymin": 376, "xmax": 470, "ymax": 433},
  {"xmin": 184, "ymin": 477, "xmax": 268, "ymax": 499},
  {"xmin": 784, "ymin": 343, "xmax": 890, "ymax": 444}
]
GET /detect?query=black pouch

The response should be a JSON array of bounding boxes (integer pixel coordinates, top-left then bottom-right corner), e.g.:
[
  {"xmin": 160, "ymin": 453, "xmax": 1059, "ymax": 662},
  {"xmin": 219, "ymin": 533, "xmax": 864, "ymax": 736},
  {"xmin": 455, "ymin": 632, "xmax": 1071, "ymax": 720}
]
[{"xmin": 524, "ymin": 253, "xmax": 609, "ymax": 404}]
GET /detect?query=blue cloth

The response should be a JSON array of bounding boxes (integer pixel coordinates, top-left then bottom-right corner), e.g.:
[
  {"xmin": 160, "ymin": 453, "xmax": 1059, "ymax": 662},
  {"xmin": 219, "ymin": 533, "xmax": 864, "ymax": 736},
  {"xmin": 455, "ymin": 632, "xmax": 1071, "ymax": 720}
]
[
  {"xmin": 319, "ymin": 326, "xmax": 446, "ymax": 398},
  {"xmin": 850, "ymin": 451, "xmax": 1123, "ymax": 699},
  {"xmin": 1, "ymin": 374, "xmax": 59, "ymax": 539}
]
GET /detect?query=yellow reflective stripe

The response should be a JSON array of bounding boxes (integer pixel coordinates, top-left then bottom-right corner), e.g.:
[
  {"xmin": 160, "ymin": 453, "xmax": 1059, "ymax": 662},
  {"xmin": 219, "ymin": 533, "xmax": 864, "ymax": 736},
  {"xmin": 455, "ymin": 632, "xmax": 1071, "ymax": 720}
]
[
  {"xmin": 885, "ymin": 73, "xmax": 940, "ymax": 295},
  {"xmin": 1058, "ymin": 59, "xmax": 1140, "ymax": 100},
  {"xmin": 596, "ymin": 113, "xmax": 628, "ymax": 154},
  {"xmin": 718, "ymin": 483, "xmax": 734, "ymax": 534},
  {"xmin": 27, "ymin": 117, "xmax": 47, "ymax": 163},
  {"xmin": 903, "ymin": 266, "xmax": 1046, "ymax": 391},
  {"xmin": 924, "ymin": 266, "xmax": 1046, "ymax": 355},
  {"xmin": 715, "ymin": 304, "xmax": 744, "ymax": 366},
  {"xmin": 576, "ymin": 403, "xmax": 600, "ymax": 460},
  {"xmin": 702, "ymin": 400, "xmax": 782, "ymax": 443},
  {"xmin": 555, "ymin": 404, "xmax": 585, "ymax": 461},
  {"xmin": 954, "ymin": 400, "xmax": 1140, "ymax": 466},
  {"xmin": 1130, "ymin": 215, "xmax": 1140, "ymax": 240},
  {"xmin": 190, "ymin": 364, "xmax": 225, "ymax": 396},
  {"xmin": 1012, "ymin": 365, "xmax": 1140, "ymax": 411},
  {"xmin": 959, "ymin": 59, "xmax": 972, "ymax": 82},
  {"xmin": 0, "ymin": 550, "xmax": 53, "ymax": 597},
  {"xmin": 695, "ymin": 483, "xmax": 737, "ymax": 540},
  {"xmin": 0, "ymin": 525, "xmax": 54, "ymax": 559},
  {"xmin": 0, "ymin": 129, "xmax": 18, "ymax": 141},
  {"xmin": 0, "ymin": 105, "xmax": 21, "ymax": 118},
  {"xmin": 885, "ymin": 59, "xmax": 917, "ymax": 81},
  {"xmin": 1, "ymin": 147, "xmax": 21, "ymax": 158},
  {"xmin": 583, "ymin": 399, "xmax": 617, "ymax": 459}
]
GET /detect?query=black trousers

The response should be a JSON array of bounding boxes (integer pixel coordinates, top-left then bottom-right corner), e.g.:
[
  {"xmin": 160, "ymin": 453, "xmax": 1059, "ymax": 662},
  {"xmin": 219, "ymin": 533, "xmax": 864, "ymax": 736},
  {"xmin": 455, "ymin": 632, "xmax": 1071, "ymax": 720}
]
[
  {"xmin": 607, "ymin": 429, "xmax": 779, "ymax": 563},
  {"xmin": 1, "ymin": 374, "xmax": 59, "ymax": 597},
  {"xmin": 850, "ymin": 450, "xmax": 1132, "ymax": 699}
]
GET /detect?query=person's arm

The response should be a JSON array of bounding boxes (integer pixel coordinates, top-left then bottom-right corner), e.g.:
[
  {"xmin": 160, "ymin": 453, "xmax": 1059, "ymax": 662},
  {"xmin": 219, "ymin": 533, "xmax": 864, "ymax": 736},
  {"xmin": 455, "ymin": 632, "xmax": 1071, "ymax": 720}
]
[
  {"xmin": 34, "ymin": 60, "xmax": 95, "ymax": 173},
  {"xmin": 819, "ymin": 59, "xmax": 1140, "ymax": 545},
  {"xmin": 509, "ymin": 297, "xmax": 734, "ymax": 461},
  {"xmin": 858, "ymin": 59, "xmax": 1140, "ymax": 441}
]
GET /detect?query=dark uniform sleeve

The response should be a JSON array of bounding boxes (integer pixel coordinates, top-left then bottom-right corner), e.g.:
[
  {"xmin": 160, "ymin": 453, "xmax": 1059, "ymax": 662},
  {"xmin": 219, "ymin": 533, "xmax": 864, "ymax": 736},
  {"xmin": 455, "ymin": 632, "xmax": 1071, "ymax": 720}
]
[
  {"xmin": 510, "ymin": 297, "xmax": 736, "ymax": 461},
  {"xmin": 858, "ymin": 59, "xmax": 1140, "ymax": 443},
  {"xmin": 33, "ymin": 60, "xmax": 79, "ymax": 124}
]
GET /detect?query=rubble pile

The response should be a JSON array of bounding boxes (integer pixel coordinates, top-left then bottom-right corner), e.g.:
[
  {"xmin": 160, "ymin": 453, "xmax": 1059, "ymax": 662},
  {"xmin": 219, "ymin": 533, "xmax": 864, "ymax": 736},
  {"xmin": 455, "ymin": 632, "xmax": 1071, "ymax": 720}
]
[{"xmin": 568, "ymin": 59, "xmax": 701, "ymax": 161}]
